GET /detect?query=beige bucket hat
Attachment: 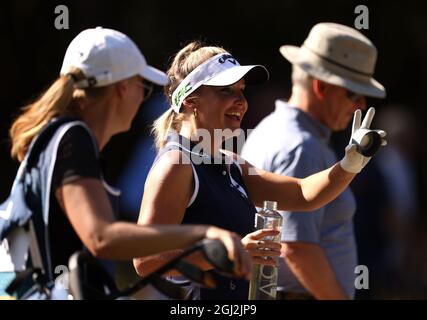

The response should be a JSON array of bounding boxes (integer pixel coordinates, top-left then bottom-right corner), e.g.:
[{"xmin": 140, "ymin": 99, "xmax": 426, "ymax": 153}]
[{"xmin": 280, "ymin": 22, "xmax": 386, "ymax": 98}]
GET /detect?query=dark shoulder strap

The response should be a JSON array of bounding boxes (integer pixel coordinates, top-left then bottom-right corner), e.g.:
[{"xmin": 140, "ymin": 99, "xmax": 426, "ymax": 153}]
[
  {"xmin": 1, "ymin": 117, "xmax": 98, "ymax": 290},
  {"xmin": 155, "ymin": 132, "xmax": 211, "ymax": 166},
  {"xmin": 11, "ymin": 118, "xmax": 94, "ymax": 279},
  {"xmin": 26, "ymin": 117, "xmax": 96, "ymax": 168},
  {"xmin": 154, "ymin": 132, "xmax": 192, "ymax": 164}
]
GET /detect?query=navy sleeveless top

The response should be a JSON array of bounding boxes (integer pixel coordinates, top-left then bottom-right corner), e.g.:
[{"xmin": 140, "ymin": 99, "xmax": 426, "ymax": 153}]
[{"xmin": 155, "ymin": 132, "xmax": 256, "ymax": 300}]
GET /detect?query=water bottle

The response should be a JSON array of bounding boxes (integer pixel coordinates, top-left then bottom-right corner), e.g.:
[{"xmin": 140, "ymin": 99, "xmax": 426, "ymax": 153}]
[{"xmin": 248, "ymin": 201, "xmax": 282, "ymax": 300}]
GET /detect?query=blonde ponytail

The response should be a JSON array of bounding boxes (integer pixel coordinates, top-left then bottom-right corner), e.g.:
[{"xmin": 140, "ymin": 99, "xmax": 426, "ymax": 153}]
[
  {"xmin": 152, "ymin": 109, "xmax": 174, "ymax": 150},
  {"xmin": 10, "ymin": 67, "xmax": 110, "ymax": 161},
  {"xmin": 152, "ymin": 41, "xmax": 227, "ymax": 150},
  {"xmin": 10, "ymin": 75, "xmax": 76, "ymax": 161}
]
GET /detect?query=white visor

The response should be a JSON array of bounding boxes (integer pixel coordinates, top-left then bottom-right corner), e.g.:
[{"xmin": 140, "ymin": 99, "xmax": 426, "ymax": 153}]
[{"xmin": 171, "ymin": 53, "xmax": 269, "ymax": 113}]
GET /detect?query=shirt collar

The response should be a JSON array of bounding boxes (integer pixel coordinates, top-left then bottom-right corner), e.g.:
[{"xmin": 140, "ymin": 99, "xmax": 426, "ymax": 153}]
[
  {"xmin": 275, "ymin": 99, "xmax": 332, "ymax": 143},
  {"xmin": 165, "ymin": 131, "xmax": 229, "ymax": 164}
]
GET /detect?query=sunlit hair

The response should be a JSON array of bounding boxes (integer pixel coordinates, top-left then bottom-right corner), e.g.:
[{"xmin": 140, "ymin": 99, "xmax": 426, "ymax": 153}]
[
  {"xmin": 10, "ymin": 67, "xmax": 109, "ymax": 161},
  {"xmin": 152, "ymin": 41, "xmax": 228, "ymax": 150}
]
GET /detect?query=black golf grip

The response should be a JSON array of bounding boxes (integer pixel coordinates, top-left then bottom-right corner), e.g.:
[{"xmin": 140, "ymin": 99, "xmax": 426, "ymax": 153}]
[{"xmin": 199, "ymin": 239, "xmax": 235, "ymax": 274}]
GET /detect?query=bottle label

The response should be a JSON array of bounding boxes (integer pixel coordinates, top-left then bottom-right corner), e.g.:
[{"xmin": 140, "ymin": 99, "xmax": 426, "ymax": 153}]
[{"xmin": 258, "ymin": 265, "xmax": 278, "ymax": 299}]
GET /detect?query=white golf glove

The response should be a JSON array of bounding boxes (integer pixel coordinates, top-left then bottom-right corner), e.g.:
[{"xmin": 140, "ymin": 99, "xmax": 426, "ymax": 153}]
[{"xmin": 340, "ymin": 107, "xmax": 387, "ymax": 174}]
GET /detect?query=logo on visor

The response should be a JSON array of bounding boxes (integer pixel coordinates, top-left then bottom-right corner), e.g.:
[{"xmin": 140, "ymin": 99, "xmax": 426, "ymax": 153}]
[
  {"xmin": 174, "ymin": 83, "xmax": 193, "ymax": 107},
  {"xmin": 218, "ymin": 54, "xmax": 237, "ymax": 65}
]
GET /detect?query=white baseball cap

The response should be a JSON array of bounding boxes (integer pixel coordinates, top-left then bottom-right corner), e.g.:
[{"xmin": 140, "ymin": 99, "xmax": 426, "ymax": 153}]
[
  {"xmin": 60, "ymin": 27, "xmax": 168, "ymax": 88},
  {"xmin": 171, "ymin": 53, "xmax": 269, "ymax": 113}
]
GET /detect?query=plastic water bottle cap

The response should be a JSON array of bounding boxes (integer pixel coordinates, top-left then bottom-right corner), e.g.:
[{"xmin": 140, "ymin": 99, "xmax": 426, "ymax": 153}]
[{"xmin": 263, "ymin": 201, "xmax": 277, "ymax": 211}]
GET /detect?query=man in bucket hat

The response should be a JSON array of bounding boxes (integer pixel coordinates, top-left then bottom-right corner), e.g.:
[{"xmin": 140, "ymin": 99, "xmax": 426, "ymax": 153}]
[{"xmin": 241, "ymin": 22, "xmax": 386, "ymax": 299}]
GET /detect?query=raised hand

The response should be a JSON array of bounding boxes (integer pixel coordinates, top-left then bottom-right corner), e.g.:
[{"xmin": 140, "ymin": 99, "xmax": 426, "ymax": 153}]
[{"xmin": 340, "ymin": 107, "xmax": 387, "ymax": 173}]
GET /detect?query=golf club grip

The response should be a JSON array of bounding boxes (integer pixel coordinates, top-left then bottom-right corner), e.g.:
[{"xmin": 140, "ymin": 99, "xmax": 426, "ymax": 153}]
[{"xmin": 200, "ymin": 239, "xmax": 235, "ymax": 274}]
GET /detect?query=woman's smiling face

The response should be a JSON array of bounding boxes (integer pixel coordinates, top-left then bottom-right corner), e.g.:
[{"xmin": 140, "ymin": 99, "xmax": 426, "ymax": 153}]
[{"xmin": 191, "ymin": 79, "xmax": 248, "ymax": 133}]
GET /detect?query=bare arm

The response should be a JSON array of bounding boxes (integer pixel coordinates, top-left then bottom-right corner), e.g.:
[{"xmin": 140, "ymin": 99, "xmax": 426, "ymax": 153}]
[
  {"xmin": 56, "ymin": 178, "xmax": 212, "ymax": 259},
  {"xmin": 230, "ymin": 151, "xmax": 356, "ymax": 212},
  {"xmin": 282, "ymin": 242, "xmax": 349, "ymax": 300},
  {"xmin": 133, "ymin": 151, "xmax": 215, "ymax": 277},
  {"xmin": 56, "ymin": 177, "xmax": 250, "ymax": 281},
  {"xmin": 238, "ymin": 109, "xmax": 385, "ymax": 213}
]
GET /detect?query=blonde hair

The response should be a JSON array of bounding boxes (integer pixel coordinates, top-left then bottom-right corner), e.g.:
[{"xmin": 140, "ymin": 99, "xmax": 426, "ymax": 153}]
[
  {"xmin": 152, "ymin": 41, "xmax": 228, "ymax": 150},
  {"xmin": 10, "ymin": 68, "xmax": 109, "ymax": 161}
]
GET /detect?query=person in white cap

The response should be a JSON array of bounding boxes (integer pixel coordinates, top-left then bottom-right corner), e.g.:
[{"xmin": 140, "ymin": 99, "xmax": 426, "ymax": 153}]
[
  {"xmin": 5, "ymin": 28, "xmax": 252, "ymax": 298},
  {"xmin": 134, "ymin": 40, "xmax": 387, "ymax": 300},
  {"xmin": 241, "ymin": 22, "xmax": 387, "ymax": 300}
]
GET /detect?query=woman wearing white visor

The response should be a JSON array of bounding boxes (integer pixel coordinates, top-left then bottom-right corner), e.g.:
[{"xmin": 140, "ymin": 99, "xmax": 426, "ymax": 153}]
[
  {"xmin": 134, "ymin": 41, "xmax": 387, "ymax": 300},
  {"xmin": 4, "ymin": 30, "xmax": 251, "ymax": 299}
]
